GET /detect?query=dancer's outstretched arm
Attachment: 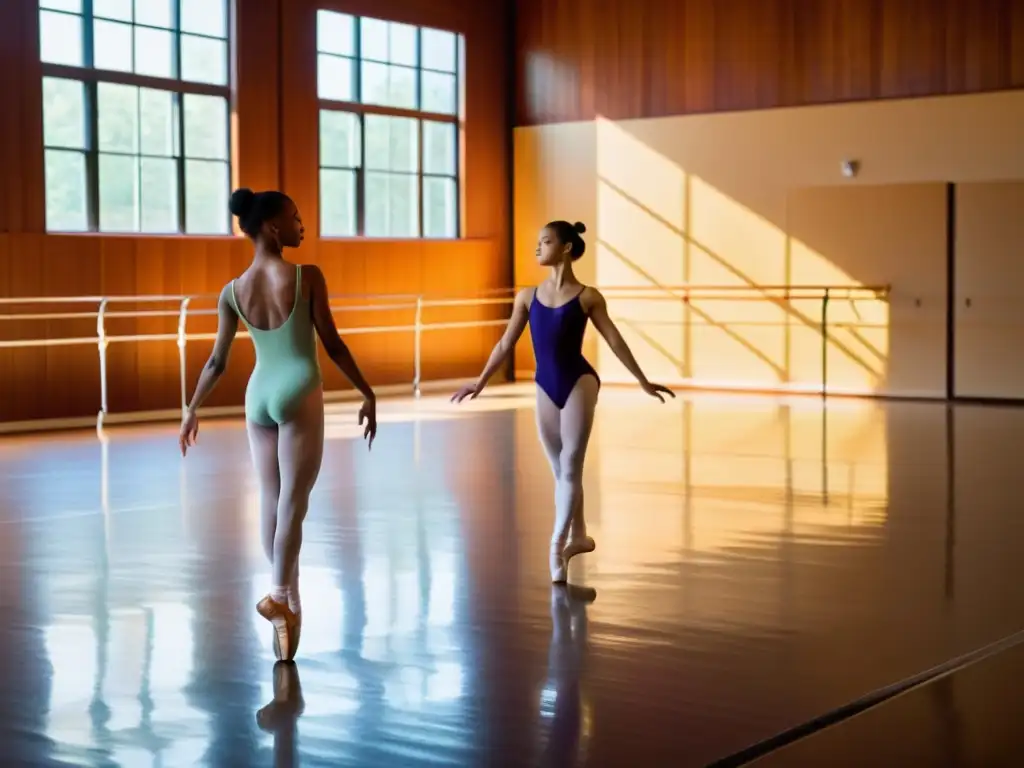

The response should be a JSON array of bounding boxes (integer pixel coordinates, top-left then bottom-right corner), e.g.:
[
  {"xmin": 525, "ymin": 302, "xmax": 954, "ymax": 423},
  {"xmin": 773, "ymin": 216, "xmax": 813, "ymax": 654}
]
[
  {"xmin": 307, "ymin": 264, "xmax": 376, "ymax": 446},
  {"xmin": 180, "ymin": 284, "xmax": 239, "ymax": 455},
  {"xmin": 585, "ymin": 288, "xmax": 675, "ymax": 403},
  {"xmin": 452, "ymin": 287, "xmax": 532, "ymax": 403}
]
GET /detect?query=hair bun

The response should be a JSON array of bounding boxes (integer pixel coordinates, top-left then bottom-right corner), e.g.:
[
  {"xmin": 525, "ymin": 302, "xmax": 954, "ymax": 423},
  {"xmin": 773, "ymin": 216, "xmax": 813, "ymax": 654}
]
[
  {"xmin": 572, "ymin": 221, "xmax": 587, "ymax": 234},
  {"xmin": 229, "ymin": 188, "xmax": 256, "ymax": 218}
]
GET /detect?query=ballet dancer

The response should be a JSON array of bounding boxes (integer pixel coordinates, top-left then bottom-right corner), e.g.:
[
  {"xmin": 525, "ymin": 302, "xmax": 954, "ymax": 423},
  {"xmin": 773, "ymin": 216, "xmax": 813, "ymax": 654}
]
[
  {"xmin": 452, "ymin": 221, "xmax": 674, "ymax": 582},
  {"xmin": 179, "ymin": 188, "xmax": 377, "ymax": 661}
]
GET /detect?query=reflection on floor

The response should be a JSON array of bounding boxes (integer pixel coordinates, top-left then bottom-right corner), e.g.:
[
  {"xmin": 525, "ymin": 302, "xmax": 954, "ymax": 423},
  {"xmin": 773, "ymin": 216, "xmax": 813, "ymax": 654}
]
[{"xmin": 2, "ymin": 384, "xmax": 1024, "ymax": 766}]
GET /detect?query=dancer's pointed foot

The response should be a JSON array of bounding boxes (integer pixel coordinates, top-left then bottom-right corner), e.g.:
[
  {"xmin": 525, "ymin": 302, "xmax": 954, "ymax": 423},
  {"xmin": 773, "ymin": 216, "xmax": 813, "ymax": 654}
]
[
  {"xmin": 285, "ymin": 583, "xmax": 302, "ymax": 657},
  {"xmin": 274, "ymin": 612, "xmax": 302, "ymax": 659},
  {"xmin": 563, "ymin": 536, "xmax": 595, "ymax": 567},
  {"xmin": 550, "ymin": 543, "xmax": 567, "ymax": 584},
  {"xmin": 551, "ymin": 536, "xmax": 596, "ymax": 583},
  {"xmin": 257, "ymin": 595, "xmax": 299, "ymax": 661}
]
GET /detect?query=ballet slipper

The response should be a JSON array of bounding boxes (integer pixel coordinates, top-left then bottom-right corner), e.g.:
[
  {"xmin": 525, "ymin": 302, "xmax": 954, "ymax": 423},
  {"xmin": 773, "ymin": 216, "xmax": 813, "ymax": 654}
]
[
  {"xmin": 272, "ymin": 621, "xmax": 301, "ymax": 660},
  {"xmin": 274, "ymin": 613, "xmax": 301, "ymax": 660},
  {"xmin": 550, "ymin": 543, "xmax": 567, "ymax": 583},
  {"xmin": 257, "ymin": 595, "xmax": 299, "ymax": 662},
  {"xmin": 562, "ymin": 535, "xmax": 595, "ymax": 566}
]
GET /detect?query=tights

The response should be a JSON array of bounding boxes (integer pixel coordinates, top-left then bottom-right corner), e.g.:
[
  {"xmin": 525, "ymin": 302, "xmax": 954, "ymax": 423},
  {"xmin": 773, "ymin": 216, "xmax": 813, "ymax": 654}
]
[
  {"xmin": 246, "ymin": 385, "xmax": 325, "ymax": 612},
  {"xmin": 535, "ymin": 374, "xmax": 599, "ymax": 559}
]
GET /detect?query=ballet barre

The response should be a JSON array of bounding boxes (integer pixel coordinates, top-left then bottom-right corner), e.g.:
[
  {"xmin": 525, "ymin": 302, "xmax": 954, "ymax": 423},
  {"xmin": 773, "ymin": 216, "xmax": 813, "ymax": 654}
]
[{"xmin": 0, "ymin": 284, "xmax": 890, "ymax": 430}]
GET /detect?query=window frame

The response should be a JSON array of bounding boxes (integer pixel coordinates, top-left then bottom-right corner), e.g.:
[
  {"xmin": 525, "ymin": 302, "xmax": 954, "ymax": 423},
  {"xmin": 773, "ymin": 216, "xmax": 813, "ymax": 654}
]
[
  {"xmin": 317, "ymin": 13, "xmax": 463, "ymax": 239},
  {"xmin": 39, "ymin": 0, "xmax": 233, "ymax": 236}
]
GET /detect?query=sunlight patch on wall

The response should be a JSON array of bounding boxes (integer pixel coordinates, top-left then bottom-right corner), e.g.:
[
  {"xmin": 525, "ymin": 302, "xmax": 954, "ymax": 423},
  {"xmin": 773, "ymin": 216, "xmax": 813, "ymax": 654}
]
[
  {"xmin": 592, "ymin": 116, "xmax": 891, "ymax": 395},
  {"xmin": 596, "ymin": 116, "xmax": 685, "ymax": 228},
  {"xmin": 688, "ymin": 175, "xmax": 789, "ymax": 285},
  {"xmin": 594, "ymin": 117, "xmax": 686, "ymax": 384},
  {"xmin": 788, "ymin": 238, "xmax": 891, "ymax": 392}
]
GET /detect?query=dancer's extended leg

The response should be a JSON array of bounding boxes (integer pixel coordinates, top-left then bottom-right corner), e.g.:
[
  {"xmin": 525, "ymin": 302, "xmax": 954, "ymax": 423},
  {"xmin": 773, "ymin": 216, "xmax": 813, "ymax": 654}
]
[
  {"xmin": 256, "ymin": 386, "xmax": 324, "ymax": 660},
  {"xmin": 248, "ymin": 418, "xmax": 291, "ymax": 660},
  {"xmin": 273, "ymin": 386, "xmax": 324, "ymax": 601},
  {"xmin": 535, "ymin": 385, "xmax": 565, "ymax": 580},
  {"xmin": 538, "ymin": 375, "xmax": 598, "ymax": 582},
  {"xmin": 555, "ymin": 375, "xmax": 598, "ymax": 578},
  {"xmin": 246, "ymin": 420, "xmax": 281, "ymax": 570}
]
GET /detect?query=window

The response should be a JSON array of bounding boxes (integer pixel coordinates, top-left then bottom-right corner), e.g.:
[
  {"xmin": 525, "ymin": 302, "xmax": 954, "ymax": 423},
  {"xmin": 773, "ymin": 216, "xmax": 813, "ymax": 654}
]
[
  {"xmin": 317, "ymin": 11, "xmax": 462, "ymax": 238},
  {"xmin": 38, "ymin": 0, "xmax": 231, "ymax": 234}
]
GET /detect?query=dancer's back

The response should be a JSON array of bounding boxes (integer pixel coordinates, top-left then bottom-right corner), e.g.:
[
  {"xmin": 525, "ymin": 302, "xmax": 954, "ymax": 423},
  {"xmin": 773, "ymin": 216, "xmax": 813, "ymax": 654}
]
[{"xmin": 228, "ymin": 261, "xmax": 321, "ymax": 427}]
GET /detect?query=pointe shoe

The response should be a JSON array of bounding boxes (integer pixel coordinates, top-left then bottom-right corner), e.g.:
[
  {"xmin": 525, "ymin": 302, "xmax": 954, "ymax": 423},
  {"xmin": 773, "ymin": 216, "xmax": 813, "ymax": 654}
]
[
  {"xmin": 550, "ymin": 545, "xmax": 567, "ymax": 584},
  {"xmin": 257, "ymin": 595, "xmax": 299, "ymax": 662},
  {"xmin": 563, "ymin": 535, "xmax": 596, "ymax": 565},
  {"xmin": 273, "ymin": 612, "xmax": 302, "ymax": 660}
]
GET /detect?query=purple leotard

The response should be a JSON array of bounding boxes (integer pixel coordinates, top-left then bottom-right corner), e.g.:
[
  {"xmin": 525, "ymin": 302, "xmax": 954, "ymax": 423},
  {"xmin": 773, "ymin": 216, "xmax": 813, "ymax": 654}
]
[{"xmin": 529, "ymin": 287, "xmax": 601, "ymax": 409}]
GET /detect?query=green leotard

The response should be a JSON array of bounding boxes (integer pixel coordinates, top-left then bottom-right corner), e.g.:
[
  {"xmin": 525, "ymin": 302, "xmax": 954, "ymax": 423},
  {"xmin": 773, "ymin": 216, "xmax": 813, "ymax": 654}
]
[{"xmin": 229, "ymin": 264, "xmax": 322, "ymax": 427}]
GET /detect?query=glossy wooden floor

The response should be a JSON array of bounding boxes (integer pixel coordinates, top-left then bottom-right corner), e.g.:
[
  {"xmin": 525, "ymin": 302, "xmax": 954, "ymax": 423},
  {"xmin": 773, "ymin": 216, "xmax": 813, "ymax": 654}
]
[{"xmin": 2, "ymin": 384, "xmax": 1024, "ymax": 767}]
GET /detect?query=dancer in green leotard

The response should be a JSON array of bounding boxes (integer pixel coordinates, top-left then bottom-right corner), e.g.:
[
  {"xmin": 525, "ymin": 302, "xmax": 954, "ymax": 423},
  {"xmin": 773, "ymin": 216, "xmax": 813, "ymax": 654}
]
[{"xmin": 180, "ymin": 188, "xmax": 377, "ymax": 662}]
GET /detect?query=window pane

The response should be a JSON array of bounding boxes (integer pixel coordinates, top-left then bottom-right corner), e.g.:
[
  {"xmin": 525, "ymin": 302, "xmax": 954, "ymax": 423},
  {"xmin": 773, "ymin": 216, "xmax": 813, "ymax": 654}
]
[
  {"xmin": 388, "ymin": 22, "xmax": 417, "ymax": 66},
  {"xmin": 423, "ymin": 177, "xmax": 457, "ymax": 238},
  {"xmin": 361, "ymin": 62, "xmax": 416, "ymax": 110},
  {"xmin": 183, "ymin": 94, "xmax": 227, "ymax": 160},
  {"xmin": 422, "ymin": 121, "xmax": 455, "ymax": 176},
  {"xmin": 181, "ymin": 35, "xmax": 228, "ymax": 86},
  {"xmin": 185, "ymin": 160, "xmax": 229, "ymax": 234},
  {"xmin": 42, "ymin": 78, "xmax": 86, "ymax": 150},
  {"xmin": 140, "ymin": 88, "xmax": 177, "ymax": 156},
  {"xmin": 320, "ymin": 111, "xmax": 360, "ymax": 168},
  {"xmin": 134, "ymin": 0, "xmax": 174, "ymax": 29},
  {"xmin": 364, "ymin": 115, "xmax": 417, "ymax": 172},
  {"xmin": 93, "ymin": 0, "xmax": 131, "ymax": 21},
  {"xmin": 361, "ymin": 61, "xmax": 387, "ymax": 105},
  {"xmin": 360, "ymin": 17, "xmax": 388, "ymax": 62},
  {"xmin": 320, "ymin": 169, "xmax": 356, "ymax": 237},
  {"xmin": 421, "ymin": 71, "xmax": 456, "ymax": 115},
  {"xmin": 99, "ymin": 153, "xmax": 140, "ymax": 232},
  {"xmin": 181, "ymin": 0, "xmax": 227, "ymax": 38},
  {"xmin": 140, "ymin": 157, "xmax": 178, "ymax": 232},
  {"xmin": 94, "ymin": 20, "xmax": 133, "ymax": 72},
  {"xmin": 40, "ymin": 10, "xmax": 83, "ymax": 66},
  {"xmin": 135, "ymin": 27, "xmax": 175, "ymax": 78},
  {"xmin": 317, "ymin": 54, "xmax": 354, "ymax": 102},
  {"xmin": 421, "ymin": 28, "xmax": 456, "ymax": 72},
  {"xmin": 317, "ymin": 10, "xmax": 354, "ymax": 56},
  {"xmin": 45, "ymin": 150, "xmax": 88, "ymax": 232},
  {"xmin": 98, "ymin": 83, "xmax": 139, "ymax": 154},
  {"xmin": 41, "ymin": 0, "xmax": 83, "ymax": 12},
  {"xmin": 365, "ymin": 172, "xmax": 418, "ymax": 237}
]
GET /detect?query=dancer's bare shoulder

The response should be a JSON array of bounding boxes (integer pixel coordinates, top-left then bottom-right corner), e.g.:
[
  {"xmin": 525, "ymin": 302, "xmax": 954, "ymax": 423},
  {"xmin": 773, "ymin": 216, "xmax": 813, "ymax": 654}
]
[
  {"xmin": 578, "ymin": 285, "xmax": 607, "ymax": 315},
  {"xmin": 298, "ymin": 262, "xmax": 324, "ymax": 288},
  {"xmin": 513, "ymin": 286, "xmax": 536, "ymax": 310}
]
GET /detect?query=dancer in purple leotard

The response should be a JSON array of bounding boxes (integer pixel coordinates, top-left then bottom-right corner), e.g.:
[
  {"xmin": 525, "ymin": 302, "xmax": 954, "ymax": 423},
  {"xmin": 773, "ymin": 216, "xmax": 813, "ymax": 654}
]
[{"xmin": 452, "ymin": 221, "xmax": 674, "ymax": 582}]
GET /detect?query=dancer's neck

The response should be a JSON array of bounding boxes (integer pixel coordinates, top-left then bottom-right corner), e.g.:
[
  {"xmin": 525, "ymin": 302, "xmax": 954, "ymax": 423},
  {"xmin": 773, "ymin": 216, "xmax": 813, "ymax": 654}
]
[
  {"xmin": 549, "ymin": 260, "xmax": 577, "ymax": 290},
  {"xmin": 253, "ymin": 242, "xmax": 283, "ymax": 263}
]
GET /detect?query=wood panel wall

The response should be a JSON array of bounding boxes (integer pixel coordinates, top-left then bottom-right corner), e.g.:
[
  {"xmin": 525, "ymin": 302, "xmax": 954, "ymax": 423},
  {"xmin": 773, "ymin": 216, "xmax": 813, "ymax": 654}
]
[
  {"xmin": 0, "ymin": 0, "xmax": 512, "ymax": 425},
  {"xmin": 516, "ymin": 0, "xmax": 1024, "ymax": 126}
]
